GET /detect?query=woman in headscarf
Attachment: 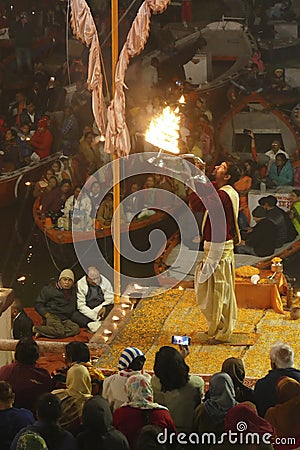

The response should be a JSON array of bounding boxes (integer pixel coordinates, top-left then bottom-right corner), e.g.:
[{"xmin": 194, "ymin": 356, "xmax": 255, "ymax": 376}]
[
  {"xmin": 15, "ymin": 432, "xmax": 48, "ymax": 450},
  {"xmin": 265, "ymin": 377, "xmax": 300, "ymax": 449},
  {"xmin": 113, "ymin": 374, "xmax": 176, "ymax": 449},
  {"xmin": 221, "ymin": 357, "xmax": 254, "ymax": 403},
  {"xmin": 77, "ymin": 396, "xmax": 129, "ymax": 450},
  {"xmin": 151, "ymin": 346, "xmax": 204, "ymax": 433},
  {"xmin": 52, "ymin": 363, "xmax": 92, "ymax": 435},
  {"xmin": 225, "ymin": 402, "xmax": 274, "ymax": 450},
  {"xmin": 193, "ymin": 372, "xmax": 236, "ymax": 445},
  {"xmin": 103, "ymin": 347, "xmax": 150, "ymax": 413}
]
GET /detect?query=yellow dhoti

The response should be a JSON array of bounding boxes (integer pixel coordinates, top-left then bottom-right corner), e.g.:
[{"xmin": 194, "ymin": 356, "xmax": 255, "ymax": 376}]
[{"xmin": 195, "ymin": 240, "xmax": 237, "ymax": 341}]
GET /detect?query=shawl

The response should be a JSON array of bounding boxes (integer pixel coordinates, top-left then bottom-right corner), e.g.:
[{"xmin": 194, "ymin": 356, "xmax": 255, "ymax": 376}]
[
  {"xmin": 226, "ymin": 402, "xmax": 274, "ymax": 435},
  {"xmin": 204, "ymin": 373, "xmax": 237, "ymax": 424},
  {"xmin": 122, "ymin": 374, "xmax": 168, "ymax": 410}
]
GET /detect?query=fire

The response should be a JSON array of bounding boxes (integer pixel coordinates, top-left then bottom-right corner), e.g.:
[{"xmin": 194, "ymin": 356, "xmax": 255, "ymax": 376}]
[{"xmin": 145, "ymin": 106, "xmax": 180, "ymax": 154}]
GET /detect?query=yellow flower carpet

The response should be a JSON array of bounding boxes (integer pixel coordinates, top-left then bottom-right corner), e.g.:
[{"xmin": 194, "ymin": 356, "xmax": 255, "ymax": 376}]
[{"xmin": 98, "ymin": 289, "xmax": 300, "ymax": 381}]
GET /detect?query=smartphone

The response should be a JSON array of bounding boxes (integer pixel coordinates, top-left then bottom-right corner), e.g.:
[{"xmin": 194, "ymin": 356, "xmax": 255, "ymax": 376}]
[
  {"xmin": 172, "ymin": 335, "xmax": 191, "ymax": 346},
  {"xmin": 243, "ymin": 128, "xmax": 251, "ymax": 135}
]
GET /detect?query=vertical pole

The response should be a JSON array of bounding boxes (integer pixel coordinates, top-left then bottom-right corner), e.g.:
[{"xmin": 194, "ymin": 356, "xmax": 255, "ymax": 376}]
[{"xmin": 112, "ymin": 0, "xmax": 121, "ymax": 303}]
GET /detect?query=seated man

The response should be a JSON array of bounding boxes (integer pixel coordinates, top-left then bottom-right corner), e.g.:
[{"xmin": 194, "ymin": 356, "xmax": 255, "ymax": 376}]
[
  {"xmin": 73, "ymin": 266, "xmax": 114, "ymax": 333},
  {"xmin": 253, "ymin": 342, "xmax": 300, "ymax": 417},
  {"xmin": 236, "ymin": 206, "xmax": 277, "ymax": 257},
  {"xmin": 34, "ymin": 269, "xmax": 80, "ymax": 338}
]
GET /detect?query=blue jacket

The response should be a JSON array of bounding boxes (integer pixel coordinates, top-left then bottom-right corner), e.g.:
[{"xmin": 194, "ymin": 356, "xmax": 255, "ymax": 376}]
[{"xmin": 268, "ymin": 160, "xmax": 294, "ymax": 186}]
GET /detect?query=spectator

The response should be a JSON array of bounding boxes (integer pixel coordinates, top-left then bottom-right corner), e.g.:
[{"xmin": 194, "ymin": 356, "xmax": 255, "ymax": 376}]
[
  {"xmin": 52, "ymin": 364, "xmax": 92, "ymax": 435},
  {"xmin": 0, "ymin": 338, "xmax": 53, "ymax": 414},
  {"xmin": 17, "ymin": 124, "xmax": 34, "ymax": 163},
  {"xmin": 41, "ymin": 179, "xmax": 72, "ymax": 224},
  {"xmin": 0, "ymin": 381, "xmax": 34, "ymax": 450},
  {"xmin": 59, "ymin": 106, "xmax": 81, "ymax": 156},
  {"xmin": 11, "ymin": 298, "xmax": 34, "ymax": 339},
  {"xmin": 77, "ymin": 396, "xmax": 129, "ymax": 450},
  {"xmin": 193, "ymin": 373, "xmax": 237, "ymax": 439},
  {"xmin": 103, "ymin": 347, "xmax": 150, "ymax": 412},
  {"xmin": 268, "ymin": 153, "xmax": 294, "ymax": 187},
  {"xmin": 13, "ymin": 431, "xmax": 48, "ymax": 450},
  {"xmin": 152, "ymin": 345, "xmax": 204, "ymax": 433},
  {"xmin": 89, "ymin": 181, "xmax": 102, "ymax": 217},
  {"xmin": 52, "ymin": 342, "xmax": 104, "ymax": 396},
  {"xmin": 62, "ymin": 186, "xmax": 92, "ymax": 230},
  {"xmin": 236, "ymin": 206, "xmax": 277, "ymax": 257},
  {"xmin": 225, "ymin": 403, "xmax": 274, "ymax": 449},
  {"xmin": 290, "ymin": 189, "xmax": 300, "ymax": 235},
  {"xmin": 113, "ymin": 374, "xmax": 176, "ymax": 449},
  {"xmin": 33, "ymin": 168, "xmax": 55, "ymax": 198},
  {"xmin": 73, "ymin": 266, "xmax": 114, "ymax": 333},
  {"xmin": 11, "ymin": 393, "xmax": 77, "ymax": 450},
  {"xmin": 34, "ymin": 269, "xmax": 80, "ymax": 339},
  {"xmin": 234, "ymin": 164, "xmax": 252, "ymax": 226},
  {"xmin": 1, "ymin": 128, "xmax": 22, "ymax": 170},
  {"xmin": 31, "ymin": 117, "xmax": 53, "ymax": 160},
  {"xmin": 253, "ymin": 342, "xmax": 300, "ymax": 417},
  {"xmin": 45, "ymin": 78, "xmax": 66, "ymax": 114},
  {"xmin": 265, "ymin": 140, "xmax": 289, "ymax": 174},
  {"xmin": 221, "ymin": 357, "xmax": 254, "ymax": 403},
  {"xmin": 265, "ymin": 377, "xmax": 300, "ymax": 448},
  {"xmin": 19, "ymin": 102, "xmax": 40, "ymax": 131}
]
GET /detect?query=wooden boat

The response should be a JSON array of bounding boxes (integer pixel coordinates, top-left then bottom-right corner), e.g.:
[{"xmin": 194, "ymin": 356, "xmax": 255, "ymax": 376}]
[
  {"xmin": 33, "ymin": 197, "xmax": 180, "ymax": 268},
  {"xmin": 0, "ymin": 153, "xmax": 61, "ymax": 208},
  {"xmin": 216, "ymin": 93, "xmax": 300, "ymax": 161}
]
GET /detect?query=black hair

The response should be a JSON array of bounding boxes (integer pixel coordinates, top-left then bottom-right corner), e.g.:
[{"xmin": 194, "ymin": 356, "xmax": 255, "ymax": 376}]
[
  {"xmin": 128, "ymin": 355, "xmax": 146, "ymax": 371},
  {"xmin": 65, "ymin": 342, "xmax": 90, "ymax": 363},
  {"xmin": 225, "ymin": 161, "xmax": 241, "ymax": 186},
  {"xmin": 0, "ymin": 381, "xmax": 14, "ymax": 403},
  {"xmin": 275, "ymin": 153, "xmax": 288, "ymax": 163},
  {"xmin": 260, "ymin": 195, "xmax": 277, "ymax": 207},
  {"xmin": 154, "ymin": 346, "xmax": 189, "ymax": 392},
  {"xmin": 292, "ymin": 189, "xmax": 300, "ymax": 197},
  {"xmin": 37, "ymin": 393, "xmax": 62, "ymax": 422},
  {"xmin": 15, "ymin": 338, "xmax": 39, "ymax": 365},
  {"xmin": 60, "ymin": 179, "xmax": 71, "ymax": 187}
]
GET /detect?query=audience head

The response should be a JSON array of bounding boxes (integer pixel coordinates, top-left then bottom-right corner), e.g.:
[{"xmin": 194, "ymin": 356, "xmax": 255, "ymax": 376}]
[
  {"xmin": 270, "ymin": 342, "xmax": 294, "ymax": 369},
  {"xmin": 48, "ymin": 176, "xmax": 58, "ymax": 190},
  {"xmin": 259, "ymin": 195, "xmax": 277, "ymax": 209},
  {"xmin": 136, "ymin": 425, "xmax": 167, "ymax": 450},
  {"xmin": 82, "ymin": 396, "xmax": 112, "ymax": 433},
  {"xmin": 221, "ymin": 357, "xmax": 246, "ymax": 388},
  {"xmin": 276, "ymin": 376, "xmax": 300, "ymax": 404},
  {"xmin": 213, "ymin": 161, "xmax": 241, "ymax": 187},
  {"xmin": 0, "ymin": 381, "xmax": 15, "ymax": 408},
  {"xmin": 37, "ymin": 117, "xmax": 48, "ymax": 132},
  {"xmin": 65, "ymin": 341, "xmax": 90, "ymax": 365},
  {"xmin": 86, "ymin": 266, "xmax": 101, "ymax": 287},
  {"xmin": 15, "ymin": 431, "xmax": 48, "ymax": 450},
  {"xmin": 58, "ymin": 268, "xmax": 74, "ymax": 289},
  {"xmin": 271, "ymin": 140, "xmax": 281, "ymax": 153},
  {"xmin": 15, "ymin": 338, "xmax": 39, "ymax": 365},
  {"xmin": 118, "ymin": 347, "xmax": 146, "ymax": 371},
  {"xmin": 91, "ymin": 181, "xmax": 100, "ymax": 196},
  {"xmin": 154, "ymin": 346, "xmax": 189, "ymax": 392},
  {"xmin": 60, "ymin": 179, "xmax": 71, "ymax": 194},
  {"xmin": 291, "ymin": 190, "xmax": 300, "ymax": 202},
  {"xmin": 125, "ymin": 374, "xmax": 154, "ymax": 405},
  {"xmin": 275, "ymin": 153, "xmax": 288, "ymax": 167},
  {"xmin": 225, "ymin": 402, "xmax": 274, "ymax": 437},
  {"xmin": 252, "ymin": 206, "xmax": 267, "ymax": 223},
  {"xmin": 37, "ymin": 393, "xmax": 62, "ymax": 423}
]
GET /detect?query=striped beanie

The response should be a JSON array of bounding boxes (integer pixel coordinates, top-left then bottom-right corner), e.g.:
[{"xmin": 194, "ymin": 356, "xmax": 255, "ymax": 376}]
[{"xmin": 118, "ymin": 347, "xmax": 145, "ymax": 371}]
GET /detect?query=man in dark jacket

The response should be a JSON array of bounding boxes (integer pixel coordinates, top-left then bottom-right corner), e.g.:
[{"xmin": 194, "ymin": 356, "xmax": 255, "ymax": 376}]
[
  {"xmin": 34, "ymin": 269, "xmax": 80, "ymax": 338},
  {"xmin": 236, "ymin": 206, "xmax": 277, "ymax": 256},
  {"xmin": 253, "ymin": 342, "xmax": 300, "ymax": 417},
  {"xmin": 11, "ymin": 12, "xmax": 34, "ymax": 73}
]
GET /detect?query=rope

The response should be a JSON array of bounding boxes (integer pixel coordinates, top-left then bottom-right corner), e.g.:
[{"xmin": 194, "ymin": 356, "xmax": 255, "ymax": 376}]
[
  {"xmin": 101, "ymin": 0, "xmax": 139, "ymax": 48},
  {"xmin": 99, "ymin": 42, "xmax": 111, "ymax": 102},
  {"xmin": 43, "ymin": 230, "xmax": 62, "ymax": 272}
]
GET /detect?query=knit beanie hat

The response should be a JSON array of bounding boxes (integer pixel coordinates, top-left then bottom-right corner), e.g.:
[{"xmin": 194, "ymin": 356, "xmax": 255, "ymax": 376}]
[
  {"xmin": 59, "ymin": 269, "xmax": 74, "ymax": 282},
  {"xmin": 118, "ymin": 347, "xmax": 145, "ymax": 371}
]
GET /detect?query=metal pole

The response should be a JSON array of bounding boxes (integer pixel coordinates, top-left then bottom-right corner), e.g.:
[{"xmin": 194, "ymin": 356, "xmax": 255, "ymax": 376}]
[{"xmin": 112, "ymin": 0, "xmax": 121, "ymax": 303}]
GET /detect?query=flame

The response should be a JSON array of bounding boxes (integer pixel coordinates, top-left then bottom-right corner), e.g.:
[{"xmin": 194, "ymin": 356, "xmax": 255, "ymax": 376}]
[
  {"xmin": 179, "ymin": 95, "xmax": 185, "ymax": 104},
  {"xmin": 145, "ymin": 106, "xmax": 180, "ymax": 154}
]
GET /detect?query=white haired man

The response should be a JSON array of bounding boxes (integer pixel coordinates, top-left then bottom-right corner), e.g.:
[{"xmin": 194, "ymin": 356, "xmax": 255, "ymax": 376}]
[
  {"xmin": 73, "ymin": 266, "xmax": 114, "ymax": 333},
  {"xmin": 253, "ymin": 342, "xmax": 300, "ymax": 417}
]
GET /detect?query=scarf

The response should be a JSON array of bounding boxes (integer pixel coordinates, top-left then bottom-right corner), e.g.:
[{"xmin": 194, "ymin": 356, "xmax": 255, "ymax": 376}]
[
  {"xmin": 122, "ymin": 374, "xmax": 168, "ymax": 410},
  {"xmin": 204, "ymin": 373, "xmax": 237, "ymax": 424}
]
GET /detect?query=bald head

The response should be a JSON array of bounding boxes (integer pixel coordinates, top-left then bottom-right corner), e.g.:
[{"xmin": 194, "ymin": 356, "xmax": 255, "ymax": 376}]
[{"xmin": 87, "ymin": 266, "xmax": 101, "ymax": 286}]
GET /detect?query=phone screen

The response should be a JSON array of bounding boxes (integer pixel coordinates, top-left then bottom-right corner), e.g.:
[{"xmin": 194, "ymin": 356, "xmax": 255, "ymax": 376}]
[{"xmin": 172, "ymin": 335, "xmax": 191, "ymax": 346}]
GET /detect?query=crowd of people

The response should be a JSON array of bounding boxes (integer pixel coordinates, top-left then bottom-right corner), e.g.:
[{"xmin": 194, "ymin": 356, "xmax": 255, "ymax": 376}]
[{"xmin": 0, "ymin": 339, "xmax": 299, "ymax": 449}]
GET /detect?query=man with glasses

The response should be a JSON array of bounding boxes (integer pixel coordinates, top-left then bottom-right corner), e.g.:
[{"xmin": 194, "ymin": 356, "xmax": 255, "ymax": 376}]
[{"xmin": 73, "ymin": 266, "xmax": 114, "ymax": 333}]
